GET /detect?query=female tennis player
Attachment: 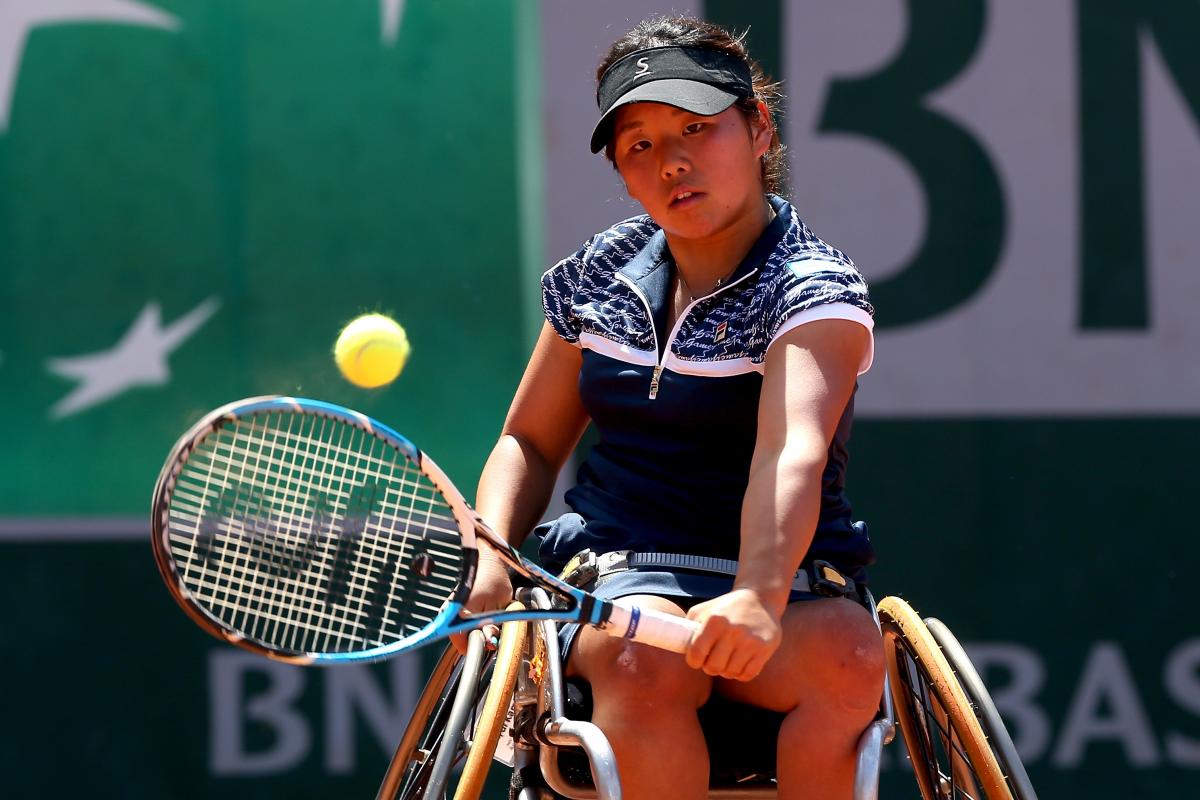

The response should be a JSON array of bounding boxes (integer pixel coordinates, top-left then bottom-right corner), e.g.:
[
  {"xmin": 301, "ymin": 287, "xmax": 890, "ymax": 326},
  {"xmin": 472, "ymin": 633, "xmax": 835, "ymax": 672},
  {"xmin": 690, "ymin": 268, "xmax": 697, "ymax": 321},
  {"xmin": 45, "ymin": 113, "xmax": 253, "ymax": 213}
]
[{"xmin": 468, "ymin": 15, "xmax": 883, "ymax": 799}]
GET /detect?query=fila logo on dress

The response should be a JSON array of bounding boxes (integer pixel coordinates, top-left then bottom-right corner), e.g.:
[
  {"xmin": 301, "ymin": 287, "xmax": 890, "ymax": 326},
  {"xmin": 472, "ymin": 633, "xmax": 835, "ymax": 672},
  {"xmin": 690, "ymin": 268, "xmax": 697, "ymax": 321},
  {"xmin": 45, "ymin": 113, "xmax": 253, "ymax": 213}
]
[{"xmin": 714, "ymin": 321, "xmax": 728, "ymax": 343}]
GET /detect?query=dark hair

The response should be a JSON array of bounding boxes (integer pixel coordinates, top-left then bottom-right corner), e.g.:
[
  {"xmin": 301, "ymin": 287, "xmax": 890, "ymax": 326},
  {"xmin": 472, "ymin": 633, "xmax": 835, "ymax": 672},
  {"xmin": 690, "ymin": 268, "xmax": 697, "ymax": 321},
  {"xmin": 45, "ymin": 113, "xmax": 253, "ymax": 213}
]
[{"xmin": 596, "ymin": 15, "xmax": 787, "ymax": 195}]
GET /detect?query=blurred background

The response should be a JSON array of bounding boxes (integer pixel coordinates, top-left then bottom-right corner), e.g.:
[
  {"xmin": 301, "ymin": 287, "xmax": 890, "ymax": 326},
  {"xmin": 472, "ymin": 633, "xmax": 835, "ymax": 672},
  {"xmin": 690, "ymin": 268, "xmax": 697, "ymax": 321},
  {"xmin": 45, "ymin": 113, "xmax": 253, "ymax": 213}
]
[{"xmin": 1, "ymin": 0, "xmax": 1196, "ymax": 797}]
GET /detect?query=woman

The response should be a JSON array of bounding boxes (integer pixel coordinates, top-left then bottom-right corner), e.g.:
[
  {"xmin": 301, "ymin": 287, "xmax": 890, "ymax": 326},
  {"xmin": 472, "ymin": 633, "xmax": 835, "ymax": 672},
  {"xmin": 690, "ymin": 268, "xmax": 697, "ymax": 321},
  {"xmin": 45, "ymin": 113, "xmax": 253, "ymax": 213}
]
[{"xmin": 467, "ymin": 15, "xmax": 884, "ymax": 800}]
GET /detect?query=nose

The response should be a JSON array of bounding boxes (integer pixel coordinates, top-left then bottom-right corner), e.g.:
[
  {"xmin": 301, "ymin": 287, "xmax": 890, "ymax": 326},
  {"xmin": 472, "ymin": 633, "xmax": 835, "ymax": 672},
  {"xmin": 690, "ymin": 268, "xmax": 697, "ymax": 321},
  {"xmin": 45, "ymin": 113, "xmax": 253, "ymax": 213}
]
[{"xmin": 659, "ymin": 141, "xmax": 690, "ymax": 181}]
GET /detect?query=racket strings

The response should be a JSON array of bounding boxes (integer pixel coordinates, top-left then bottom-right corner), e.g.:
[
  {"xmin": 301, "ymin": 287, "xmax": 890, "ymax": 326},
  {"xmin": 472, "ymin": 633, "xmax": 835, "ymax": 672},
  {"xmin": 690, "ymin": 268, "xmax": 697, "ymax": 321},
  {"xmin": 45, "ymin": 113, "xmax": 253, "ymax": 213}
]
[
  {"xmin": 166, "ymin": 410, "xmax": 464, "ymax": 654},
  {"xmin": 196, "ymin": 419, "xmax": 458, "ymax": 652}
]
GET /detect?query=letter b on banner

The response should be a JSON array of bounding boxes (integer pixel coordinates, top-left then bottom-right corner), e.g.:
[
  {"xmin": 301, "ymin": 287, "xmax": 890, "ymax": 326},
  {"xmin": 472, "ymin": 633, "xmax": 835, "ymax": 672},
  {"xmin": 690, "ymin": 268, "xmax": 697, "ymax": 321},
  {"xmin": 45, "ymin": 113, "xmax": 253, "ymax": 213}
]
[
  {"xmin": 209, "ymin": 651, "xmax": 311, "ymax": 775},
  {"xmin": 207, "ymin": 649, "xmax": 419, "ymax": 776},
  {"xmin": 819, "ymin": 0, "xmax": 1005, "ymax": 329}
]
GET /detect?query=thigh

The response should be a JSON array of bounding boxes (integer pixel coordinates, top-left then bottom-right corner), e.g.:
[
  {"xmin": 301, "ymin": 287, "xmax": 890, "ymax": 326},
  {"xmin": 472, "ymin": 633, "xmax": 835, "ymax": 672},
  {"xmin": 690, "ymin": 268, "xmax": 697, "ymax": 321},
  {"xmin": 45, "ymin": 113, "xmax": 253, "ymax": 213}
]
[
  {"xmin": 714, "ymin": 596, "xmax": 883, "ymax": 713},
  {"xmin": 568, "ymin": 594, "xmax": 713, "ymax": 708}
]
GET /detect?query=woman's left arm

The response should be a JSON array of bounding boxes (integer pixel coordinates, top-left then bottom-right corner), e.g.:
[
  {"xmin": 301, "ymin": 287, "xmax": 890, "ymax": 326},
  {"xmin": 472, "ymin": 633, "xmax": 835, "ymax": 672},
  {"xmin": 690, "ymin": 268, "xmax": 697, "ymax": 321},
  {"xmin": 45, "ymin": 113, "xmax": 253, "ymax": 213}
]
[{"xmin": 685, "ymin": 318, "xmax": 870, "ymax": 680}]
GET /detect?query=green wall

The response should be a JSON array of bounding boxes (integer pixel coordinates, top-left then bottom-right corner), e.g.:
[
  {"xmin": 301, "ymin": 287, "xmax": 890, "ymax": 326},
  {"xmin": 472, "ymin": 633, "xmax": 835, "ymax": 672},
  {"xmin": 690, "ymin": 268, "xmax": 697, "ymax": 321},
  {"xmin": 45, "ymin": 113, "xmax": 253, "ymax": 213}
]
[
  {"xmin": 1, "ymin": 1, "xmax": 526, "ymax": 796},
  {"xmin": 701, "ymin": 1, "xmax": 1200, "ymax": 796},
  {"xmin": 2, "ymin": 1, "xmax": 1197, "ymax": 798}
]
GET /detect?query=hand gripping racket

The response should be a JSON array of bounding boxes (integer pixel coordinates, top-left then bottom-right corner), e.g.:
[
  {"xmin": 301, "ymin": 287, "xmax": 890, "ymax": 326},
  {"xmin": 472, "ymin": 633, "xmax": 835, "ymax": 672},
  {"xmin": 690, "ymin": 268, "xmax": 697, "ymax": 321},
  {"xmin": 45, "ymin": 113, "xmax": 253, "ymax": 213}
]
[{"xmin": 151, "ymin": 396, "xmax": 698, "ymax": 664}]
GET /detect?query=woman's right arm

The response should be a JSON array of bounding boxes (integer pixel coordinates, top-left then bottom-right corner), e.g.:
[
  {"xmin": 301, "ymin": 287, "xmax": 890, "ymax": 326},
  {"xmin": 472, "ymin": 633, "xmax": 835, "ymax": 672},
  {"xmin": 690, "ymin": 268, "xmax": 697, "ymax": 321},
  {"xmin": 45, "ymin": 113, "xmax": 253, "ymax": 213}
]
[{"xmin": 465, "ymin": 322, "xmax": 592, "ymax": 617}]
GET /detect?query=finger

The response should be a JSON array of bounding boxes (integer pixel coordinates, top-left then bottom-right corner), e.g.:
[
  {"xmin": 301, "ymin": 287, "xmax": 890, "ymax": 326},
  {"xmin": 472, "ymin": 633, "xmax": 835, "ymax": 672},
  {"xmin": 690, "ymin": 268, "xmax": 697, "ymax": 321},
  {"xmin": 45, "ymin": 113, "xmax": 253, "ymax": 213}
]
[
  {"xmin": 736, "ymin": 647, "xmax": 775, "ymax": 682},
  {"xmin": 685, "ymin": 630, "xmax": 713, "ymax": 670},
  {"xmin": 733, "ymin": 654, "xmax": 766, "ymax": 683},
  {"xmin": 685, "ymin": 615, "xmax": 726, "ymax": 670},
  {"xmin": 685, "ymin": 599, "xmax": 714, "ymax": 622},
  {"xmin": 702, "ymin": 634, "xmax": 738, "ymax": 677},
  {"xmin": 722, "ymin": 648, "xmax": 755, "ymax": 681}
]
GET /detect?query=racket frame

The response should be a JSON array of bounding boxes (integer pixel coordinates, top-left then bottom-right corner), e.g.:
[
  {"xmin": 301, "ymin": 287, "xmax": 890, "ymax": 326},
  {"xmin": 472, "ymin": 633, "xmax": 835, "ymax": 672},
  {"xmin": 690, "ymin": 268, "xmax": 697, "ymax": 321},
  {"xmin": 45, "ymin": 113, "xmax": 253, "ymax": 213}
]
[{"xmin": 151, "ymin": 396, "xmax": 610, "ymax": 664}]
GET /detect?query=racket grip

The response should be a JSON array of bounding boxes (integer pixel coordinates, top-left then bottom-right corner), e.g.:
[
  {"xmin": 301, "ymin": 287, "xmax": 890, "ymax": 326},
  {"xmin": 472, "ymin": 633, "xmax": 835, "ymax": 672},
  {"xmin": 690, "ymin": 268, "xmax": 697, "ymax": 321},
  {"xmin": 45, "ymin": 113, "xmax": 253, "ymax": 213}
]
[{"xmin": 605, "ymin": 600, "xmax": 699, "ymax": 654}]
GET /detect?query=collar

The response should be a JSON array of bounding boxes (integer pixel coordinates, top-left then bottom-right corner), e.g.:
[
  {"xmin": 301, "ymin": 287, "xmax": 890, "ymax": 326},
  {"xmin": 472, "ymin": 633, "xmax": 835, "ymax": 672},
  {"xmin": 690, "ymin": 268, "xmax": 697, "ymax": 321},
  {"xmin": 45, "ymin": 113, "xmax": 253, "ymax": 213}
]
[
  {"xmin": 617, "ymin": 196, "xmax": 792, "ymax": 350},
  {"xmin": 618, "ymin": 194, "xmax": 792, "ymax": 299}
]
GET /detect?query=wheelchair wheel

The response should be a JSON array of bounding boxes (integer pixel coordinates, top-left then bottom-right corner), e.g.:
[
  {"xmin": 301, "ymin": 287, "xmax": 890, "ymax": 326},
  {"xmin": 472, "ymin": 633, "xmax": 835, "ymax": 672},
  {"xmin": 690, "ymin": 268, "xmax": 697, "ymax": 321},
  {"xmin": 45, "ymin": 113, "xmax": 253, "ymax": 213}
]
[
  {"xmin": 877, "ymin": 596, "xmax": 1012, "ymax": 800},
  {"xmin": 454, "ymin": 612, "xmax": 528, "ymax": 799},
  {"xmin": 376, "ymin": 631, "xmax": 497, "ymax": 800},
  {"xmin": 926, "ymin": 618, "xmax": 1038, "ymax": 800},
  {"xmin": 375, "ymin": 642, "xmax": 466, "ymax": 799}
]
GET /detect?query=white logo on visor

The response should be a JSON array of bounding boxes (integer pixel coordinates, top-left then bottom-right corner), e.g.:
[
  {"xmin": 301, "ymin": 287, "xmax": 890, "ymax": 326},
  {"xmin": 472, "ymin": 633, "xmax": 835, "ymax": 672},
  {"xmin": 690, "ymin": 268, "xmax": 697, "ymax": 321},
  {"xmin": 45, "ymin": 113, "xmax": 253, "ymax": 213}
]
[{"xmin": 634, "ymin": 57, "xmax": 652, "ymax": 78}]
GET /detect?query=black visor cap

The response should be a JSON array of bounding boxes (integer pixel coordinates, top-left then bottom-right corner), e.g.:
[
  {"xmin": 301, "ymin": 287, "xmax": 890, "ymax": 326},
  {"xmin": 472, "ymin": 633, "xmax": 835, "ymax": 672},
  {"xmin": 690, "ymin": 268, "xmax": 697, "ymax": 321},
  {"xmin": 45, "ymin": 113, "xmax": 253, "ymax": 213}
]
[{"xmin": 590, "ymin": 45, "xmax": 754, "ymax": 154}]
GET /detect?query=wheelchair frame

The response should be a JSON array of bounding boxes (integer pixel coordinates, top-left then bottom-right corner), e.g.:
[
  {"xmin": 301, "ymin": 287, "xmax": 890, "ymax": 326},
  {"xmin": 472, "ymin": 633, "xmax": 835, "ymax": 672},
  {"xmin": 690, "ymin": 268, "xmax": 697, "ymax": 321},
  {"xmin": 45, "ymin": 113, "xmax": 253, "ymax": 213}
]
[{"xmin": 377, "ymin": 588, "xmax": 1034, "ymax": 800}]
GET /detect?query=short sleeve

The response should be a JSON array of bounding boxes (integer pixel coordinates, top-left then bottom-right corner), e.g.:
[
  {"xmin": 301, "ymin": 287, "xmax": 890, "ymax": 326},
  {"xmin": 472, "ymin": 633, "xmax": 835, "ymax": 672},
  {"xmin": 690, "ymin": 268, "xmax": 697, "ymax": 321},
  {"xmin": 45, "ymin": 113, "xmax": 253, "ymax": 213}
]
[
  {"xmin": 766, "ymin": 255, "xmax": 876, "ymax": 373},
  {"xmin": 540, "ymin": 238, "xmax": 594, "ymax": 345}
]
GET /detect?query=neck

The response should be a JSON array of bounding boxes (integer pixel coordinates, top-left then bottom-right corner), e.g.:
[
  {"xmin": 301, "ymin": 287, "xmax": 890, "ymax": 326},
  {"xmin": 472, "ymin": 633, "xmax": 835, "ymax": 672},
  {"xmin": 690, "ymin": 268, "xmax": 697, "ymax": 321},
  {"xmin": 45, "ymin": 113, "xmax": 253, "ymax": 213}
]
[{"xmin": 666, "ymin": 195, "xmax": 774, "ymax": 295}]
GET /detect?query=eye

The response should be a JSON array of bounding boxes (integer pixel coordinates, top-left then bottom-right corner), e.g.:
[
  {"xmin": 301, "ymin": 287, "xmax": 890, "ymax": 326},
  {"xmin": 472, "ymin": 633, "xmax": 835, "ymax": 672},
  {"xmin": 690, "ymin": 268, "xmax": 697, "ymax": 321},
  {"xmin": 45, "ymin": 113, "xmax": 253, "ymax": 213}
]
[
  {"xmin": 628, "ymin": 139, "xmax": 650, "ymax": 153},
  {"xmin": 683, "ymin": 122, "xmax": 705, "ymax": 135}
]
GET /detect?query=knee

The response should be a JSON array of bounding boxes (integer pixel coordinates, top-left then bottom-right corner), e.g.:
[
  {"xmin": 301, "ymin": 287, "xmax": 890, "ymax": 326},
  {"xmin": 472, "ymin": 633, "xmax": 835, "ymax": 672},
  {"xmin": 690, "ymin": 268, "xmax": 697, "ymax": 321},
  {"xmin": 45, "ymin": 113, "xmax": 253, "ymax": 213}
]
[
  {"xmin": 585, "ymin": 640, "xmax": 713, "ymax": 712},
  {"xmin": 818, "ymin": 601, "xmax": 885, "ymax": 713}
]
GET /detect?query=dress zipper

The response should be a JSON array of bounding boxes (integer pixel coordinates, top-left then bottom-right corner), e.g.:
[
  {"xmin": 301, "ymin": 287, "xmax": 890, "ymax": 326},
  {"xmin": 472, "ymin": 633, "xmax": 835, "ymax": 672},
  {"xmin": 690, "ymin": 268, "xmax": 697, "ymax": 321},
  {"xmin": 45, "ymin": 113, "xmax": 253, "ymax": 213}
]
[
  {"xmin": 615, "ymin": 269, "xmax": 759, "ymax": 400},
  {"xmin": 649, "ymin": 366, "xmax": 664, "ymax": 398}
]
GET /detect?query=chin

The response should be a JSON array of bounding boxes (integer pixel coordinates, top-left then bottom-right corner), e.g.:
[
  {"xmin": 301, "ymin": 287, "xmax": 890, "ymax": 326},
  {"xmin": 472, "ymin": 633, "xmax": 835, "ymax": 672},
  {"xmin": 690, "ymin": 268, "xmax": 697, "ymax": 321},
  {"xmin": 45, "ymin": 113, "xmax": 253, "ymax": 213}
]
[
  {"xmin": 658, "ymin": 209, "xmax": 725, "ymax": 239},
  {"xmin": 666, "ymin": 222, "xmax": 719, "ymax": 241}
]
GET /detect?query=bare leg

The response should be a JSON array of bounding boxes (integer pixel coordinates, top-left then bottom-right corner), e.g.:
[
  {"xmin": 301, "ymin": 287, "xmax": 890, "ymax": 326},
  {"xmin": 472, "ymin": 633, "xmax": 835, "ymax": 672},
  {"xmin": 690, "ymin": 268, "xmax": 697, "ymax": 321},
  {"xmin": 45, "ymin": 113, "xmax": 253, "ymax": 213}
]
[
  {"xmin": 716, "ymin": 597, "xmax": 884, "ymax": 800},
  {"xmin": 568, "ymin": 595, "xmax": 714, "ymax": 800}
]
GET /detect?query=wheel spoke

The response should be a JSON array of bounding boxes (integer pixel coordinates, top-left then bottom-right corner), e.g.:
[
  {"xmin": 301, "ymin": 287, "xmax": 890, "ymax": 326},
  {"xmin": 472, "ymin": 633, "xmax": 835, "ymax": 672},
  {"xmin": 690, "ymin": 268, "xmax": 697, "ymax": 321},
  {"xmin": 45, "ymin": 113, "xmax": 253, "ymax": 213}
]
[{"xmin": 898, "ymin": 643, "xmax": 985, "ymax": 799}]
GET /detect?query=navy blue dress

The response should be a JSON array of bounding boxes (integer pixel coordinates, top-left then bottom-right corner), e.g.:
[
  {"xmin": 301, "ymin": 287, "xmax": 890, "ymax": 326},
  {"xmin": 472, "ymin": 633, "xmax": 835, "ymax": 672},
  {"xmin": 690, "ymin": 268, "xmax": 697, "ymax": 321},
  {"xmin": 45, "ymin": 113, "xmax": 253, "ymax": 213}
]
[{"xmin": 536, "ymin": 196, "xmax": 876, "ymax": 652}]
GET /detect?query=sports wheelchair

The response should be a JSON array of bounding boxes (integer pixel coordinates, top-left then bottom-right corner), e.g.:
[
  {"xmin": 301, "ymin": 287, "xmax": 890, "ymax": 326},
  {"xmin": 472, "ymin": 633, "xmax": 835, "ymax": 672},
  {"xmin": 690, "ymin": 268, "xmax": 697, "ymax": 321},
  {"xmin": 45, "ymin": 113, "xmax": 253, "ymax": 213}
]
[{"xmin": 375, "ymin": 587, "xmax": 1037, "ymax": 800}]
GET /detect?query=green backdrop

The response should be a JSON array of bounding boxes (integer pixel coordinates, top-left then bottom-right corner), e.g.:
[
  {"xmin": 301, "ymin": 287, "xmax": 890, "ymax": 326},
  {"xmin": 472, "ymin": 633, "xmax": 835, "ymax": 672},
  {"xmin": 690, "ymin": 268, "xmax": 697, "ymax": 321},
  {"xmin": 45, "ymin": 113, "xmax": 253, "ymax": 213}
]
[
  {"xmin": 2, "ymin": 1, "xmax": 1197, "ymax": 798},
  {"xmin": 1, "ymin": 1, "xmax": 529, "ymax": 797}
]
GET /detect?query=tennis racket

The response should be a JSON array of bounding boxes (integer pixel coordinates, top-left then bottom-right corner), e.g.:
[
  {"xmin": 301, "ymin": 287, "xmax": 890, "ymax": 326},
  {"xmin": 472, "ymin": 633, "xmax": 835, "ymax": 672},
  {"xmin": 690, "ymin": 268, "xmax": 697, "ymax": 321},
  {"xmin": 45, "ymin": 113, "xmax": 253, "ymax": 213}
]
[{"xmin": 151, "ymin": 396, "xmax": 698, "ymax": 664}]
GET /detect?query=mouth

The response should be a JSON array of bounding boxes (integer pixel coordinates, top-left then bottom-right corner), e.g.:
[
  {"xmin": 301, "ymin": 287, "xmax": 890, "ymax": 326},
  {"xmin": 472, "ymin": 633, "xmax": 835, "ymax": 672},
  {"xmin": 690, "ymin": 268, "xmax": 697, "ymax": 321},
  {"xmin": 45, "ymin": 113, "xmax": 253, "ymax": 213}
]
[{"xmin": 669, "ymin": 189, "xmax": 704, "ymax": 208}]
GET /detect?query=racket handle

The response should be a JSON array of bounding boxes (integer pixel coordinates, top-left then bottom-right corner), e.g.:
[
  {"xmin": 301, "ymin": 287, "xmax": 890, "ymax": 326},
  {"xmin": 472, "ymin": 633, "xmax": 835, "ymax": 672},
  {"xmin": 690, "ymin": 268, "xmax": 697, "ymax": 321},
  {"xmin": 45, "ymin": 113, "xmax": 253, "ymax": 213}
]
[{"xmin": 604, "ymin": 600, "xmax": 699, "ymax": 654}]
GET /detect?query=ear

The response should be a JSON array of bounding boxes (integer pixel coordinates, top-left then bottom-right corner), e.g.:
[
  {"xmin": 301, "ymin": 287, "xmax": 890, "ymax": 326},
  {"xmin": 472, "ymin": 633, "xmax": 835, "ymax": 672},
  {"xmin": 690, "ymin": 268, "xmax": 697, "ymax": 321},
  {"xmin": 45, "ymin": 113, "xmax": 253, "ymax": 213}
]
[{"xmin": 749, "ymin": 100, "xmax": 774, "ymax": 159}]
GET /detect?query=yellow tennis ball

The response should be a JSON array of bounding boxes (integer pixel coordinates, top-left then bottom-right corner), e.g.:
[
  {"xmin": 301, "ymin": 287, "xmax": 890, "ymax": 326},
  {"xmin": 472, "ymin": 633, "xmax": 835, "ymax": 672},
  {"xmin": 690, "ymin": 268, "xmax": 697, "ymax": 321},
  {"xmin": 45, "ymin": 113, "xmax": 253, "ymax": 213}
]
[{"xmin": 334, "ymin": 313, "xmax": 411, "ymax": 388}]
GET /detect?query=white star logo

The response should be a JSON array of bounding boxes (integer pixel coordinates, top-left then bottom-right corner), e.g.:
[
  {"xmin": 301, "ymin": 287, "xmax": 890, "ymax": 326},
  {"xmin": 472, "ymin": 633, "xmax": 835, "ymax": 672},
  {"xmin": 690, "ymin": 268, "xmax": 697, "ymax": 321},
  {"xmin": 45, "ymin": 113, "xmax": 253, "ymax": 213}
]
[
  {"xmin": 381, "ymin": 0, "xmax": 405, "ymax": 45},
  {"xmin": 47, "ymin": 297, "xmax": 220, "ymax": 419},
  {"xmin": 0, "ymin": 0, "xmax": 180, "ymax": 132}
]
